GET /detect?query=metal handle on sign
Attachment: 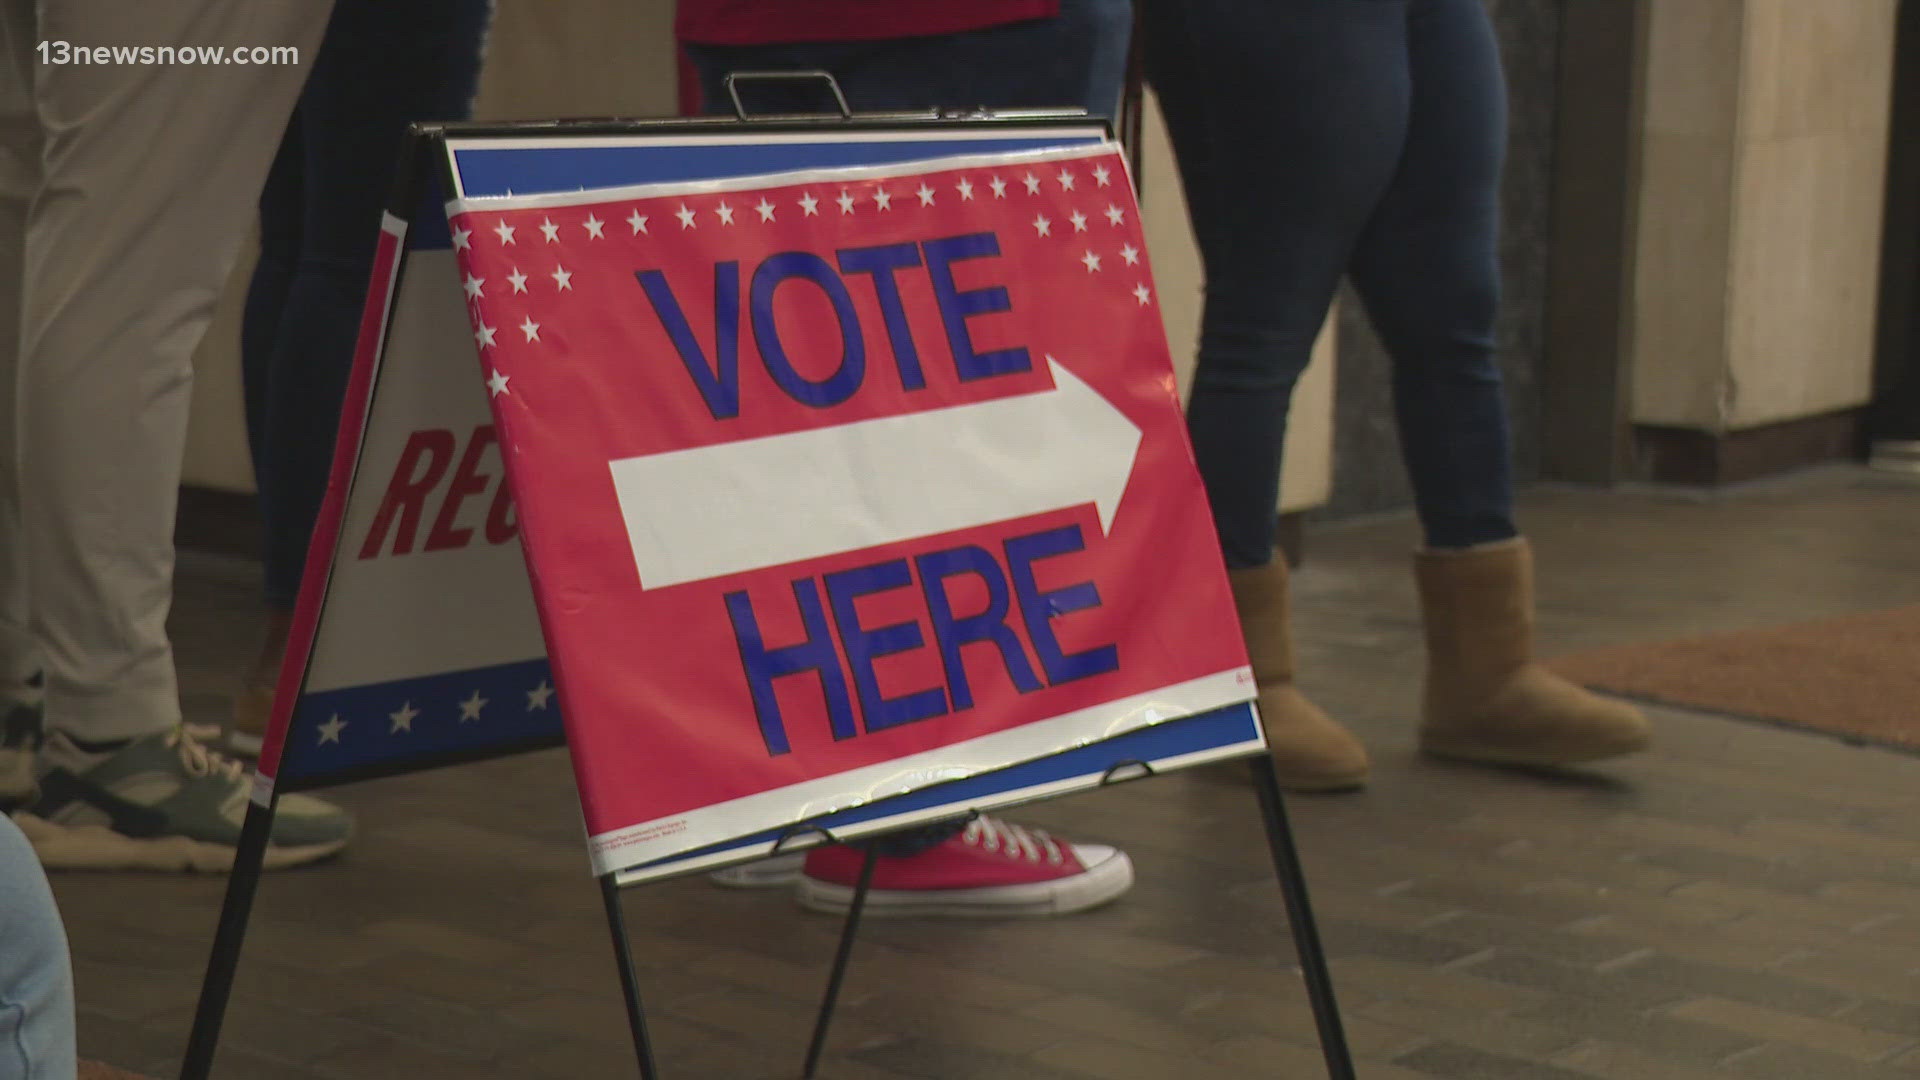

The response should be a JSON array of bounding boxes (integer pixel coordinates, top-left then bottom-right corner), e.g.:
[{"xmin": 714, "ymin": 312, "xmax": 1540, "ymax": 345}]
[{"xmin": 723, "ymin": 70, "xmax": 852, "ymax": 121}]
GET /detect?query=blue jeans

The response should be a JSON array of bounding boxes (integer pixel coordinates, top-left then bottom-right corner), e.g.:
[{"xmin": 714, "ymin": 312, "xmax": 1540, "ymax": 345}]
[
  {"xmin": 0, "ymin": 814, "xmax": 74, "ymax": 1079},
  {"xmin": 683, "ymin": 0, "xmax": 1132, "ymax": 120},
  {"xmin": 244, "ymin": 0, "xmax": 491, "ymax": 608},
  {"xmin": 1146, "ymin": 0, "xmax": 1518, "ymax": 566}
]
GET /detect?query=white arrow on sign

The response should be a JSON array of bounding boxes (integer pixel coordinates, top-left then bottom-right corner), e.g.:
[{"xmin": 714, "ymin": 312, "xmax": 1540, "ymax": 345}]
[{"xmin": 609, "ymin": 357, "xmax": 1143, "ymax": 590}]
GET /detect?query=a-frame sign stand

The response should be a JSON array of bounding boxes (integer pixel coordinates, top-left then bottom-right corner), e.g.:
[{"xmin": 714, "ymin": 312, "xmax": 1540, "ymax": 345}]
[{"xmin": 179, "ymin": 114, "xmax": 1355, "ymax": 1080}]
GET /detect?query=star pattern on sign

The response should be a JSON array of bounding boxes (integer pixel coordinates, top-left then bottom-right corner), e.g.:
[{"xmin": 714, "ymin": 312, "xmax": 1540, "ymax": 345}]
[
  {"xmin": 474, "ymin": 322, "xmax": 497, "ymax": 349},
  {"xmin": 1081, "ymin": 249, "xmax": 1102, "ymax": 273},
  {"xmin": 1093, "ymin": 163, "xmax": 1112, "ymax": 187},
  {"xmin": 676, "ymin": 203, "xmax": 697, "ymax": 229},
  {"xmin": 508, "ymin": 267, "xmax": 528, "ymax": 293},
  {"xmin": 798, "ymin": 191, "xmax": 819, "ymax": 216},
  {"xmin": 755, "ymin": 198, "xmax": 776, "ymax": 222},
  {"xmin": 551, "ymin": 265, "xmax": 572, "ymax": 290},
  {"xmin": 539, "ymin": 217, "xmax": 560, "ymax": 243},
  {"xmin": 1133, "ymin": 282, "xmax": 1153, "ymax": 306},
  {"xmin": 836, "ymin": 190, "xmax": 856, "ymax": 214},
  {"xmin": 872, "ymin": 188, "xmax": 893, "ymax": 211},
  {"xmin": 956, "ymin": 177, "xmax": 974, "ymax": 200},
  {"xmin": 519, "ymin": 315, "xmax": 540, "ymax": 343},
  {"xmin": 1105, "ymin": 204, "xmax": 1125, "ymax": 226},
  {"xmin": 1069, "ymin": 210, "xmax": 1088, "ymax": 233},
  {"xmin": 1120, "ymin": 243, "xmax": 1140, "ymax": 265},
  {"xmin": 527, "ymin": 681, "xmax": 555, "ymax": 711},
  {"xmin": 317, "ymin": 714, "xmax": 346, "ymax": 745},
  {"xmin": 452, "ymin": 226, "xmax": 472, "ymax": 251},
  {"xmin": 990, "ymin": 175, "xmax": 1008, "ymax": 198},
  {"xmin": 1032, "ymin": 214, "xmax": 1052, "ymax": 237},
  {"xmin": 715, "ymin": 200, "xmax": 735, "ymax": 225},
  {"xmin": 1023, "ymin": 172, "xmax": 1042, "ymax": 195},
  {"xmin": 583, "ymin": 213, "xmax": 605, "ymax": 239},
  {"xmin": 389, "ymin": 700, "xmax": 419, "ymax": 734},
  {"xmin": 492, "ymin": 219, "xmax": 516, "ymax": 245},
  {"xmin": 463, "ymin": 273, "xmax": 484, "ymax": 299},
  {"xmin": 627, "ymin": 209, "xmax": 648, "ymax": 235},
  {"xmin": 459, "ymin": 689, "xmax": 488, "ymax": 723},
  {"xmin": 916, "ymin": 183, "xmax": 936, "ymax": 207},
  {"xmin": 486, "ymin": 368, "xmax": 510, "ymax": 396},
  {"xmin": 1057, "ymin": 168, "xmax": 1076, "ymax": 191}
]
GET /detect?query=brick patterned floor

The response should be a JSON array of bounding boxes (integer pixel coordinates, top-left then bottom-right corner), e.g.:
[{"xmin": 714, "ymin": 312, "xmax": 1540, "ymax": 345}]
[{"xmin": 51, "ymin": 467, "xmax": 1920, "ymax": 1078}]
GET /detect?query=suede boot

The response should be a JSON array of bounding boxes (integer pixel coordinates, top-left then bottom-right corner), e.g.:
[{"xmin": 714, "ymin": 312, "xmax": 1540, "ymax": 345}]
[
  {"xmin": 1228, "ymin": 561, "xmax": 1370, "ymax": 791},
  {"xmin": 1416, "ymin": 538, "xmax": 1650, "ymax": 766}
]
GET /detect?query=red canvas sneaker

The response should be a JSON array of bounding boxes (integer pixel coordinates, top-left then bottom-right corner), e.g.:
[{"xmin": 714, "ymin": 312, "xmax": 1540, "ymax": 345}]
[{"xmin": 797, "ymin": 816, "xmax": 1133, "ymax": 917}]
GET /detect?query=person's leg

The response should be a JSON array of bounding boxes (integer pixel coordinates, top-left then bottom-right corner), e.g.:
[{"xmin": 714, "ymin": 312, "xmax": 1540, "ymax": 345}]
[
  {"xmin": 687, "ymin": 0, "xmax": 1133, "ymax": 120},
  {"xmin": 15, "ymin": 0, "xmax": 354, "ymax": 869},
  {"xmin": 0, "ymin": 0, "xmax": 41, "ymax": 802},
  {"xmin": 1145, "ymin": 0, "xmax": 1415, "ymax": 790},
  {"xmin": 0, "ymin": 813, "xmax": 74, "ymax": 1079},
  {"xmin": 233, "ymin": 0, "xmax": 491, "ymax": 751},
  {"xmin": 1349, "ymin": 0, "xmax": 1647, "ymax": 767}
]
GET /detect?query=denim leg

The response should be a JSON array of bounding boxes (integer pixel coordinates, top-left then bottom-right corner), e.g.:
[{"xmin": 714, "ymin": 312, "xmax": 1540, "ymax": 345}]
[
  {"xmin": 1146, "ymin": 0, "xmax": 1412, "ymax": 568},
  {"xmin": 0, "ymin": 814, "xmax": 75, "ymax": 1080},
  {"xmin": 686, "ymin": 0, "xmax": 1133, "ymax": 120},
  {"xmin": 247, "ymin": 0, "xmax": 492, "ymax": 607},
  {"xmin": 1348, "ymin": 0, "xmax": 1517, "ymax": 551}
]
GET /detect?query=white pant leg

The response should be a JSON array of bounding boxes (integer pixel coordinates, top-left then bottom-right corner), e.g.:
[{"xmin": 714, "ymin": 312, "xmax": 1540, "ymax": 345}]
[
  {"xmin": 19, "ymin": 0, "xmax": 330, "ymax": 739},
  {"xmin": 0, "ymin": 0, "xmax": 39, "ymax": 697}
]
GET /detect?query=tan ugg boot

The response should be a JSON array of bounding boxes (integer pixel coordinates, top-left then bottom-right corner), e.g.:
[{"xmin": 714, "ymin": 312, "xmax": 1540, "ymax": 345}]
[
  {"xmin": 1228, "ymin": 561, "xmax": 1370, "ymax": 791},
  {"xmin": 1415, "ymin": 538, "xmax": 1650, "ymax": 766},
  {"xmin": 230, "ymin": 608, "xmax": 293, "ymax": 756}
]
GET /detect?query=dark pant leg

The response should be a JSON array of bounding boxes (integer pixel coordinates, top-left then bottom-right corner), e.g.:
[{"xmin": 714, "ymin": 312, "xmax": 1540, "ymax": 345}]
[
  {"xmin": 241, "ymin": 113, "xmax": 304, "ymax": 505},
  {"xmin": 686, "ymin": 0, "xmax": 1133, "ymax": 119},
  {"xmin": 249, "ymin": 0, "xmax": 491, "ymax": 607},
  {"xmin": 1146, "ymin": 0, "xmax": 1411, "ymax": 568},
  {"xmin": 1348, "ymin": 0, "xmax": 1516, "ymax": 550}
]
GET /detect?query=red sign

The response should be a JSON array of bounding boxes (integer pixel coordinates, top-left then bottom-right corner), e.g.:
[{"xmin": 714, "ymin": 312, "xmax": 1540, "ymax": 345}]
[{"xmin": 448, "ymin": 145, "xmax": 1251, "ymax": 872}]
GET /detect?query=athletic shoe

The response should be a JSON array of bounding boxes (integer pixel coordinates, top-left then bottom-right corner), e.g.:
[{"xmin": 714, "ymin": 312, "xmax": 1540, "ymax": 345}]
[
  {"xmin": 0, "ymin": 674, "xmax": 45, "ymax": 806},
  {"xmin": 708, "ymin": 850, "xmax": 806, "ymax": 888},
  {"xmin": 15, "ymin": 725, "xmax": 353, "ymax": 871},
  {"xmin": 796, "ymin": 816, "xmax": 1133, "ymax": 917}
]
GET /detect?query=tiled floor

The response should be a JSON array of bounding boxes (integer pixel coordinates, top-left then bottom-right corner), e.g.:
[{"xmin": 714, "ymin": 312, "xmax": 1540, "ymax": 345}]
[{"xmin": 53, "ymin": 467, "xmax": 1920, "ymax": 1078}]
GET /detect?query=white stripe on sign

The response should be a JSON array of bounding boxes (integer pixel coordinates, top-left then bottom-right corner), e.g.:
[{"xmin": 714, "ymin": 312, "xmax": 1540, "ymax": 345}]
[{"xmin": 608, "ymin": 357, "xmax": 1142, "ymax": 590}]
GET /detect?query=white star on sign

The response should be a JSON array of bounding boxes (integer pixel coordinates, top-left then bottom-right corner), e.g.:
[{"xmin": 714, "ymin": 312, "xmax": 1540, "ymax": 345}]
[
  {"xmin": 1133, "ymin": 282, "xmax": 1152, "ymax": 306},
  {"xmin": 486, "ymin": 368, "xmax": 510, "ymax": 396},
  {"xmin": 1023, "ymin": 172, "xmax": 1042, "ymax": 195},
  {"xmin": 583, "ymin": 213, "xmax": 605, "ymax": 239},
  {"xmin": 508, "ymin": 267, "xmax": 528, "ymax": 293},
  {"xmin": 990, "ymin": 175, "xmax": 1008, "ymax": 198},
  {"xmin": 463, "ymin": 274, "xmax": 484, "ymax": 299},
  {"xmin": 492, "ymin": 220, "xmax": 516, "ymax": 245},
  {"xmin": 1120, "ymin": 243, "xmax": 1140, "ymax": 266},
  {"xmin": 956, "ymin": 177, "xmax": 974, "ymax": 200},
  {"xmin": 1057, "ymin": 168, "xmax": 1077, "ymax": 191},
  {"xmin": 872, "ymin": 188, "xmax": 893, "ymax": 211},
  {"xmin": 755, "ymin": 198, "xmax": 776, "ymax": 222},
  {"xmin": 452, "ymin": 226, "xmax": 471, "ymax": 251},
  {"xmin": 458, "ymin": 689, "xmax": 487, "ymax": 722},
  {"xmin": 1032, "ymin": 214, "xmax": 1052, "ymax": 237},
  {"xmin": 527, "ymin": 681, "xmax": 555, "ymax": 711},
  {"xmin": 389, "ymin": 701, "xmax": 419, "ymax": 734},
  {"xmin": 715, "ymin": 201, "xmax": 735, "ymax": 225},
  {"xmin": 676, "ymin": 204, "xmax": 697, "ymax": 229},
  {"xmin": 1093, "ymin": 164, "xmax": 1112, "ymax": 187},
  {"xmin": 1081, "ymin": 249, "xmax": 1102, "ymax": 272},
  {"xmin": 1105, "ymin": 204, "xmax": 1126, "ymax": 226},
  {"xmin": 837, "ymin": 190, "xmax": 856, "ymax": 214},
  {"xmin": 519, "ymin": 316, "xmax": 540, "ymax": 342},
  {"xmin": 798, "ymin": 192, "xmax": 819, "ymax": 216},
  {"xmin": 916, "ymin": 183, "xmax": 936, "ymax": 207},
  {"xmin": 551, "ymin": 265, "xmax": 572, "ymax": 290},
  {"xmin": 1069, "ymin": 210, "xmax": 1088, "ymax": 232},
  {"xmin": 539, "ymin": 217, "xmax": 559, "ymax": 243},
  {"xmin": 627, "ymin": 209, "xmax": 649, "ymax": 235},
  {"xmin": 317, "ymin": 714, "xmax": 346, "ymax": 745},
  {"xmin": 474, "ymin": 323, "xmax": 497, "ymax": 348}
]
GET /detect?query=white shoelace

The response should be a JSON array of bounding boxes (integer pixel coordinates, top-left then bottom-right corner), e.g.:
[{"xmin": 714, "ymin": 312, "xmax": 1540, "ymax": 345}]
[
  {"xmin": 963, "ymin": 816, "xmax": 1066, "ymax": 865},
  {"xmin": 166, "ymin": 725, "xmax": 246, "ymax": 783}
]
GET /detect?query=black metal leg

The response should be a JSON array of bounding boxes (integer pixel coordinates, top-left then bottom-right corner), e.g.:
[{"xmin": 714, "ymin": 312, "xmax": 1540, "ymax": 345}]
[
  {"xmin": 1248, "ymin": 756, "xmax": 1357, "ymax": 1080},
  {"xmin": 601, "ymin": 875, "xmax": 661, "ymax": 1079},
  {"xmin": 179, "ymin": 798, "xmax": 277, "ymax": 1080},
  {"xmin": 802, "ymin": 845, "xmax": 878, "ymax": 1079}
]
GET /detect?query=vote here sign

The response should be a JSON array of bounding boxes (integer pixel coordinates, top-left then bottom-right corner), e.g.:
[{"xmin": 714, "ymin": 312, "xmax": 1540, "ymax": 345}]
[{"xmin": 447, "ymin": 143, "xmax": 1254, "ymax": 875}]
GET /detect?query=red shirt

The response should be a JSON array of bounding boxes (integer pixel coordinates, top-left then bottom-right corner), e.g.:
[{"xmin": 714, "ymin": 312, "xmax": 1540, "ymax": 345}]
[{"xmin": 676, "ymin": 1, "xmax": 1061, "ymax": 46}]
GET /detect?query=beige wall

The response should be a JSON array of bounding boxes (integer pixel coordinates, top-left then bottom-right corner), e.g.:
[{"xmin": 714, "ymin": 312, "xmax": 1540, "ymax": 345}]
[
  {"xmin": 1631, "ymin": 0, "xmax": 1898, "ymax": 431},
  {"xmin": 184, "ymin": 0, "xmax": 1337, "ymax": 517}
]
